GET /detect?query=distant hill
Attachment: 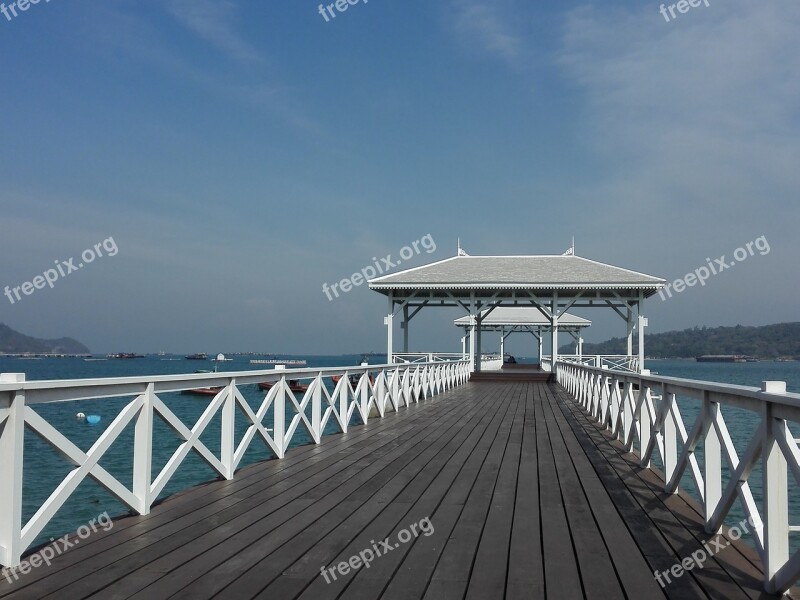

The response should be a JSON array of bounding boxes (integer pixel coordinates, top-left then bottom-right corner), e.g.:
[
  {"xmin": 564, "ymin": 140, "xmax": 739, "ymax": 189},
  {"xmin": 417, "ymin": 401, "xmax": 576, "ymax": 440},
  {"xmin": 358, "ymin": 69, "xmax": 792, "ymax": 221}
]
[
  {"xmin": 559, "ymin": 323, "xmax": 800, "ymax": 359},
  {"xmin": 0, "ymin": 323, "xmax": 90, "ymax": 354}
]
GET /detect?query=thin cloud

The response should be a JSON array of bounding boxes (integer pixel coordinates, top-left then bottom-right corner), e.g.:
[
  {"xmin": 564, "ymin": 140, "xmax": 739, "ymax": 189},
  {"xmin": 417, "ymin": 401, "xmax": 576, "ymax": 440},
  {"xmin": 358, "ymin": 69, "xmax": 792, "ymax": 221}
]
[
  {"xmin": 449, "ymin": 0, "xmax": 525, "ymax": 66},
  {"xmin": 557, "ymin": 1, "xmax": 800, "ymax": 209},
  {"xmin": 166, "ymin": 0, "xmax": 261, "ymax": 63}
]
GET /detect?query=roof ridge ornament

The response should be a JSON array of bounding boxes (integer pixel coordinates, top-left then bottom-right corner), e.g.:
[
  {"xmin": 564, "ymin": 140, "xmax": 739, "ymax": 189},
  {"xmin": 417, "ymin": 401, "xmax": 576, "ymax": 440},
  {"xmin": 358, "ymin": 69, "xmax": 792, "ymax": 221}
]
[
  {"xmin": 562, "ymin": 236, "xmax": 575, "ymax": 256},
  {"xmin": 457, "ymin": 238, "xmax": 469, "ymax": 257}
]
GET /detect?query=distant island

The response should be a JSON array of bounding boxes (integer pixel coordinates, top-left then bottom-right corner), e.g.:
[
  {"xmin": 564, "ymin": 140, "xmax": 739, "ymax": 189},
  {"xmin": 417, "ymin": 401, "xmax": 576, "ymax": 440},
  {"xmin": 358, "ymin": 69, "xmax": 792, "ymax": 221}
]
[
  {"xmin": 559, "ymin": 322, "xmax": 800, "ymax": 360},
  {"xmin": 0, "ymin": 323, "xmax": 90, "ymax": 354}
]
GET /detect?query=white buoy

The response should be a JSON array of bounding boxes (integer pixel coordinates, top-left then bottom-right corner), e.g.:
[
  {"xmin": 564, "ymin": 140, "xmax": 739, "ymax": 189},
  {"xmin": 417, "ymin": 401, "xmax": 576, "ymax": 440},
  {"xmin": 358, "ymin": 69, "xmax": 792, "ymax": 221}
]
[{"xmin": 76, "ymin": 412, "xmax": 86, "ymax": 421}]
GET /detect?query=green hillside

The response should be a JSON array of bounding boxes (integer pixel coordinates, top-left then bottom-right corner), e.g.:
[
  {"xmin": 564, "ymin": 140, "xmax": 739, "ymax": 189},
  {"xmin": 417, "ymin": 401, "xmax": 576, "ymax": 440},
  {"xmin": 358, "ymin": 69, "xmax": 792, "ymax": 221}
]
[
  {"xmin": 0, "ymin": 323, "xmax": 90, "ymax": 354},
  {"xmin": 559, "ymin": 323, "xmax": 800, "ymax": 359}
]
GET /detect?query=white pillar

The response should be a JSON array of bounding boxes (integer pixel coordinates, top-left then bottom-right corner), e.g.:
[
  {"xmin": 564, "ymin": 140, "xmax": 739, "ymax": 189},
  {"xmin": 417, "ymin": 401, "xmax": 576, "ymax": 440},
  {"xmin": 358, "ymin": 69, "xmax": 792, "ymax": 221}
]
[
  {"xmin": 402, "ymin": 305, "xmax": 409, "ymax": 353},
  {"xmin": 500, "ymin": 328, "xmax": 505, "ymax": 358},
  {"xmin": 469, "ymin": 317, "xmax": 476, "ymax": 372},
  {"xmin": 578, "ymin": 335, "xmax": 584, "ymax": 358},
  {"xmin": 638, "ymin": 294, "xmax": 646, "ymax": 372},
  {"xmin": 537, "ymin": 328, "xmax": 543, "ymax": 364},
  {"xmin": 626, "ymin": 306, "xmax": 634, "ymax": 357},
  {"xmin": 550, "ymin": 294, "xmax": 559, "ymax": 370},
  {"xmin": 476, "ymin": 312, "xmax": 483, "ymax": 373},
  {"xmin": 386, "ymin": 294, "xmax": 394, "ymax": 363}
]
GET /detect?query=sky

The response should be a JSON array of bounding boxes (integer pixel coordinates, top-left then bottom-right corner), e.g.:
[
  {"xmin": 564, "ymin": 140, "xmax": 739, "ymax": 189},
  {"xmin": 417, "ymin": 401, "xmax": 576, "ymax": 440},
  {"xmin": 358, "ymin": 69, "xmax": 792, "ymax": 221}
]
[{"xmin": 0, "ymin": 0, "xmax": 798, "ymax": 355}]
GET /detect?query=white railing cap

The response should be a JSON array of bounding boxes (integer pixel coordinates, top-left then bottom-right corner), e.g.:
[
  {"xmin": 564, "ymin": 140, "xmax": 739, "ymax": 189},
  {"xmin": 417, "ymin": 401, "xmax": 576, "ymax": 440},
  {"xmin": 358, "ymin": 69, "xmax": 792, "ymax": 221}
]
[
  {"xmin": 0, "ymin": 373, "xmax": 26, "ymax": 383},
  {"xmin": 762, "ymin": 381, "xmax": 787, "ymax": 394}
]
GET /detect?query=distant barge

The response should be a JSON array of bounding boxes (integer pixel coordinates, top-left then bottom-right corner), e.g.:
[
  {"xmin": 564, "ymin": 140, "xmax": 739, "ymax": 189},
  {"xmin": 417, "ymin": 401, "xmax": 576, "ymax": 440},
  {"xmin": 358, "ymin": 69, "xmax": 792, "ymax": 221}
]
[{"xmin": 696, "ymin": 355, "xmax": 751, "ymax": 363}]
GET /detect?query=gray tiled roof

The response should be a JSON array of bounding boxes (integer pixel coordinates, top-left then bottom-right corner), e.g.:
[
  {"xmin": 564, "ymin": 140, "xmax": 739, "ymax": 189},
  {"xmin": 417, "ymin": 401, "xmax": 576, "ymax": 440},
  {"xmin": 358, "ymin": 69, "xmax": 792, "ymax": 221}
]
[
  {"xmin": 454, "ymin": 308, "xmax": 591, "ymax": 327},
  {"xmin": 369, "ymin": 255, "xmax": 665, "ymax": 290}
]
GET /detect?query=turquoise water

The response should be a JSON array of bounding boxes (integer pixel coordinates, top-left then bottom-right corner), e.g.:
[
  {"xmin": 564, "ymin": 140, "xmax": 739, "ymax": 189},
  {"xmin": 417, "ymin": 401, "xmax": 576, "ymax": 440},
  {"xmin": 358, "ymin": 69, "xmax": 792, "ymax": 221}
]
[
  {"xmin": 3, "ymin": 356, "xmax": 800, "ymax": 555},
  {"xmin": 0, "ymin": 354, "xmax": 371, "ymax": 552}
]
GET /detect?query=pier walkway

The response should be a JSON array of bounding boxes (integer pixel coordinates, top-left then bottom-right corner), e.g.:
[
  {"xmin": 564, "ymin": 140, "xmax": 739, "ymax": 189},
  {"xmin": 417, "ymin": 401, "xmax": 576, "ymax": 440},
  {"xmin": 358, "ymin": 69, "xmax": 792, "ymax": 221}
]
[{"xmin": 0, "ymin": 380, "xmax": 788, "ymax": 599}]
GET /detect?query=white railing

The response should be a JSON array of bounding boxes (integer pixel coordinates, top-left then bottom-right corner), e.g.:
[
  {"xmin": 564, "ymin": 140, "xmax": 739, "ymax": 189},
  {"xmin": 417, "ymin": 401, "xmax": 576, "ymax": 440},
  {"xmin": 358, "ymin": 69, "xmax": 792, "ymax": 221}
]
[
  {"xmin": 555, "ymin": 360, "xmax": 800, "ymax": 594},
  {"xmin": 0, "ymin": 360, "xmax": 469, "ymax": 568},
  {"xmin": 392, "ymin": 352, "xmax": 465, "ymax": 364},
  {"xmin": 479, "ymin": 354, "xmax": 504, "ymax": 371},
  {"xmin": 542, "ymin": 355, "xmax": 640, "ymax": 373}
]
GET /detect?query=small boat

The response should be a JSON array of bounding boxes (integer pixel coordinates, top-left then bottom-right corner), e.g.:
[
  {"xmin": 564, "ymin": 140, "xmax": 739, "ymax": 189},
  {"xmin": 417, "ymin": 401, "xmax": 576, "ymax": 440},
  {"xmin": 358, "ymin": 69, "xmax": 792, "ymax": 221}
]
[
  {"xmin": 182, "ymin": 369, "xmax": 223, "ymax": 396},
  {"xmin": 331, "ymin": 374, "xmax": 374, "ymax": 386},
  {"xmin": 258, "ymin": 379, "xmax": 310, "ymax": 393},
  {"xmin": 185, "ymin": 353, "xmax": 208, "ymax": 360},
  {"xmin": 182, "ymin": 386, "xmax": 224, "ymax": 396},
  {"xmin": 107, "ymin": 353, "xmax": 145, "ymax": 359}
]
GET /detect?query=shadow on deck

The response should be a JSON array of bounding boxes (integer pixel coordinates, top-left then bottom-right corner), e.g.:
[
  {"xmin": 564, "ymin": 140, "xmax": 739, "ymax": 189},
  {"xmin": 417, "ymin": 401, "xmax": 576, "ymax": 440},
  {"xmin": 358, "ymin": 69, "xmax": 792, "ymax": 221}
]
[{"xmin": 0, "ymin": 381, "xmax": 793, "ymax": 599}]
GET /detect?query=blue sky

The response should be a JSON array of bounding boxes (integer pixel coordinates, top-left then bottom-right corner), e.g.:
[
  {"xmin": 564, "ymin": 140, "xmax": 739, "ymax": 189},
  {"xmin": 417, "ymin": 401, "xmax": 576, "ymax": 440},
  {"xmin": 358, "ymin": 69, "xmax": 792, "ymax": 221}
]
[{"xmin": 0, "ymin": 0, "xmax": 798, "ymax": 355}]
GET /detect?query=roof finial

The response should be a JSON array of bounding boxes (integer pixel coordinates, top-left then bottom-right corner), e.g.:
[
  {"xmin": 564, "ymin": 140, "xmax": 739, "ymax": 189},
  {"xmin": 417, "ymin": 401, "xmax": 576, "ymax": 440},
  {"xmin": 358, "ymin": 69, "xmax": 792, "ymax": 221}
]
[
  {"xmin": 562, "ymin": 238, "xmax": 575, "ymax": 256},
  {"xmin": 457, "ymin": 238, "xmax": 468, "ymax": 257}
]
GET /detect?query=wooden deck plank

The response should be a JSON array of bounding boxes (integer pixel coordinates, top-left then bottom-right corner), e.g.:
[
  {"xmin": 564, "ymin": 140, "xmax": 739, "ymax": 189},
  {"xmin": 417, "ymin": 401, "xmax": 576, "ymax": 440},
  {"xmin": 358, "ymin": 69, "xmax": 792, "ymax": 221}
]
[
  {"xmin": 422, "ymin": 383, "xmax": 524, "ymax": 600},
  {"xmin": 539, "ymin": 383, "xmax": 626, "ymax": 600},
  {"xmin": 534, "ymin": 383, "xmax": 585, "ymax": 600},
  {"xmin": 462, "ymin": 381, "xmax": 524, "ymax": 600},
  {"xmin": 505, "ymin": 380, "xmax": 544, "ymax": 600}
]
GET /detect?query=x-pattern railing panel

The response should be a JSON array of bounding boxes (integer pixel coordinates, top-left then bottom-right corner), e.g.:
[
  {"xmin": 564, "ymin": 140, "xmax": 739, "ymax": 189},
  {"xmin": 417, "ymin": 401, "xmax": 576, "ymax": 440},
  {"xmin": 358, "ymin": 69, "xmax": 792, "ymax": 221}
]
[
  {"xmin": 555, "ymin": 361, "xmax": 800, "ymax": 594},
  {"xmin": 0, "ymin": 360, "xmax": 469, "ymax": 568}
]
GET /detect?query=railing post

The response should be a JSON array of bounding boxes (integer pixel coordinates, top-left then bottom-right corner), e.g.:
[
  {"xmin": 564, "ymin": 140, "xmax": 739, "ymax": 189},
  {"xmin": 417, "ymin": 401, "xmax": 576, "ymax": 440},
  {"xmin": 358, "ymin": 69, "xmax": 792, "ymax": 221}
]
[
  {"xmin": 221, "ymin": 379, "xmax": 235, "ymax": 479},
  {"xmin": 133, "ymin": 382, "xmax": 154, "ymax": 513},
  {"xmin": 622, "ymin": 381, "xmax": 633, "ymax": 445},
  {"xmin": 360, "ymin": 370, "xmax": 370, "ymax": 422},
  {"xmin": 339, "ymin": 372, "xmax": 348, "ymax": 432},
  {"xmin": 639, "ymin": 385, "xmax": 652, "ymax": 468},
  {"xmin": 402, "ymin": 366, "xmax": 410, "ymax": 406},
  {"xmin": 663, "ymin": 389, "xmax": 678, "ymax": 493},
  {"xmin": 312, "ymin": 374, "xmax": 322, "ymax": 440},
  {"xmin": 376, "ymin": 371, "xmax": 386, "ymax": 417},
  {"xmin": 0, "ymin": 373, "xmax": 25, "ymax": 568},
  {"xmin": 274, "ymin": 377, "xmax": 286, "ymax": 456},
  {"xmin": 703, "ymin": 393, "xmax": 722, "ymax": 532},
  {"xmin": 762, "ymin": 401, "xmax": 789, "ymax": 593}
]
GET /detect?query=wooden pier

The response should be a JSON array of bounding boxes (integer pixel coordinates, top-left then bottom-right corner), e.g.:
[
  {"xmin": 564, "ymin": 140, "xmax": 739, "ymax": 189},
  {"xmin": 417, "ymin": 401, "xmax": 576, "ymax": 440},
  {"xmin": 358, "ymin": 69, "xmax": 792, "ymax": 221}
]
[{"xmin": 1, "ymin": 379, "xmax": 786, "ymax": 600}]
